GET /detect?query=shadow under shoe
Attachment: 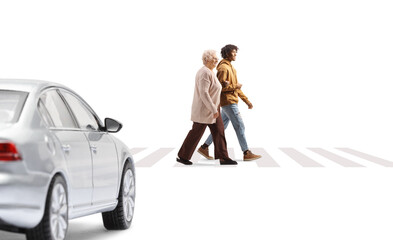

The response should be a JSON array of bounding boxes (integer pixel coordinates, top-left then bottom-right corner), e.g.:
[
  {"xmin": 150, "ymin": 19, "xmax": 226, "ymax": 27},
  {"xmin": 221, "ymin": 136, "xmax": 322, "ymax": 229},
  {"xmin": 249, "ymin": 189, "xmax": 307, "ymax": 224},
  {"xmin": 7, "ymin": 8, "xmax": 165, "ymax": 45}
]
[{"xmin": 219, "ymin": 158, "xmax": 238, "ymax": 165}]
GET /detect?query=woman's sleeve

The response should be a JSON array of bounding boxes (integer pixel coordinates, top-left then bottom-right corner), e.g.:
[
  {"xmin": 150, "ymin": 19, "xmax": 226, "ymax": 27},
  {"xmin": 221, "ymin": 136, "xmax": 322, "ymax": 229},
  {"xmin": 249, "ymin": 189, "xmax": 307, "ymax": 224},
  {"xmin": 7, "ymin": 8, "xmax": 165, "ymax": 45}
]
[{"xmin": 198, "ymin": 72, "xmax": 218, "ymax": 115}]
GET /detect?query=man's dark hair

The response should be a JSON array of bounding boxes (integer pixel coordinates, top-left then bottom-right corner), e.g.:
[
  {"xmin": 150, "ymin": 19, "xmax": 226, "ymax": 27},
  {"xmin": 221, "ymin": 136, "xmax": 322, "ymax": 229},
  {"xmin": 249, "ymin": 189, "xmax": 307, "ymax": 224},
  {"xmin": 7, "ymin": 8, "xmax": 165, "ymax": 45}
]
[{"xmin": 221, "ymin": 44, "xmax": 238, "ymax": 59}]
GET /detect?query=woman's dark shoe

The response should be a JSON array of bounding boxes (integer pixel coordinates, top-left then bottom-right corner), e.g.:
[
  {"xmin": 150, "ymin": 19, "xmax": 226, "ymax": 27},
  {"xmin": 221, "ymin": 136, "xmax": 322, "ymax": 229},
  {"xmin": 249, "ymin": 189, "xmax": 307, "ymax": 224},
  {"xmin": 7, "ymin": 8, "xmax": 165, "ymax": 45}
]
[
  {"xmin": 219, "ymin": 158, "xmax": 238, "ymax": 165},
  {"xmin": 176, "ymin": 157, "xmax": 193, "ymax": 165}
]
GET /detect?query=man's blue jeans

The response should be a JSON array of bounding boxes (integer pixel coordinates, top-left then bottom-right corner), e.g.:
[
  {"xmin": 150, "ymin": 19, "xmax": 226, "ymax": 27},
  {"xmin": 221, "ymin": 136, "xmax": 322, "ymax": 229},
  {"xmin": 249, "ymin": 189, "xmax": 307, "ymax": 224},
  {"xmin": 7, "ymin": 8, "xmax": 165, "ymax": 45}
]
[{"xmin": 204, "ymin": 103, "xmax": 248, "ymax": 152}]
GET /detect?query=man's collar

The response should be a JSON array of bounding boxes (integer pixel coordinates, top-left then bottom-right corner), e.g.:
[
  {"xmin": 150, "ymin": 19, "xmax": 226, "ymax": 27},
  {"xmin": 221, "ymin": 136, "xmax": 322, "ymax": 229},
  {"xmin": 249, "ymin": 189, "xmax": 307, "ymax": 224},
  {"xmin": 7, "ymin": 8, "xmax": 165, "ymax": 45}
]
[{"xmin": 221, "ymin": 58, "xmax": 232, "ymax": 65}]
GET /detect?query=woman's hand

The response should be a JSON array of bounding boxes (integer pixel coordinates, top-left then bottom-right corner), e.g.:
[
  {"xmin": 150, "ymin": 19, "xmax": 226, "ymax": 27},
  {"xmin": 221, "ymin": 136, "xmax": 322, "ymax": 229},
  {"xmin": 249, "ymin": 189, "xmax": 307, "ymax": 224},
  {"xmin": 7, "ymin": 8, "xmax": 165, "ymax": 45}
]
[{"xmin": 213, "ymin": 112, "xmax": 219, "ymax": 119}]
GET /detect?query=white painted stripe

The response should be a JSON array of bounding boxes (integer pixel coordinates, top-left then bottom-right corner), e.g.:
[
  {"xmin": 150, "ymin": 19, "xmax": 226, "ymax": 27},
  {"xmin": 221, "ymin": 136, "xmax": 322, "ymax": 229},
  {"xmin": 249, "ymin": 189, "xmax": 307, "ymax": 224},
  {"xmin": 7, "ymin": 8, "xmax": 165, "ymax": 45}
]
[
  {"xmin": 135, "ymin": 148, "xmax": 175, "ymax": 167},
  {"xmin": 336, "ymin": 148, "xmax": 393, "ymax": 167},
  {"xmin": 280, "ymin": 148, "xmax": 323, "ymax": 167},
  {"xmin": 250, "ymin": 148, "xmax": 280, "ymax": 167},
  {"xmin": 308, "ymin": 148, "xmax": 364, "ymax": 167}
]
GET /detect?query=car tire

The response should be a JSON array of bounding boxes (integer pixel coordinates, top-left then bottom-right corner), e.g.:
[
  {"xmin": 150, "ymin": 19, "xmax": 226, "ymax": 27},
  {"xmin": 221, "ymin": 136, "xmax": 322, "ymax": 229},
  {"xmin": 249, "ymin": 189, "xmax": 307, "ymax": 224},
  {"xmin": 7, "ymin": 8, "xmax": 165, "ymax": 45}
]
[
  {"xmin": 26, "ymin": 175, "xmax": 68, "ymax": 240},
  {"xmin": 102, "ymin": 161, "xmax": 135, "ymax": 230}
]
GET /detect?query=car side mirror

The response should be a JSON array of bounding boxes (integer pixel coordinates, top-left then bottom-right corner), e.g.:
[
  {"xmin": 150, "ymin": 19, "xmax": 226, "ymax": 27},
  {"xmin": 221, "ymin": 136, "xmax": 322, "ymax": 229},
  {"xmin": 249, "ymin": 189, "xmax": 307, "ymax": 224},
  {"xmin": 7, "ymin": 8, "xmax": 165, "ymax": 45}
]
[{"xmin": 105, "ymin": 118, "xmax": 123, "ymax": 133}]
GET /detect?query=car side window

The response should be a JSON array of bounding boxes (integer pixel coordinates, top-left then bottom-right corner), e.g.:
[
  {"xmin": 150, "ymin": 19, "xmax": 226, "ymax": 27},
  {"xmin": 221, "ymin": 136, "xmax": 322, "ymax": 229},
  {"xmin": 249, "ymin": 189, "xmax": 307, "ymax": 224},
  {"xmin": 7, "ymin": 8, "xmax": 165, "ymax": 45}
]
[
  {"xmin": 39, "ymin": 90, "xmax": 76, "ymax": 129},
  {"xmin": 60, "ymin": 91, "xmax": 99, "ymax": 131},
  {"xmin": 38, "ymin": 99, "xmax": 55, "ymax": 127}
]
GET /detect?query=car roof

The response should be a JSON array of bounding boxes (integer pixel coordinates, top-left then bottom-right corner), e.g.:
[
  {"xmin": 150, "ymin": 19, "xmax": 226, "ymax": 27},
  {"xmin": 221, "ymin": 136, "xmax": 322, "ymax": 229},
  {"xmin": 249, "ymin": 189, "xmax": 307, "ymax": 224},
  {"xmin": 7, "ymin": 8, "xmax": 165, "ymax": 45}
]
[
  {"xmin": 0, "ymin": 79, "xmax": 103, "ymax": 127},
  {"xmin": 0, "ymin": 79, "xmax": 67, "ymax": 93}
]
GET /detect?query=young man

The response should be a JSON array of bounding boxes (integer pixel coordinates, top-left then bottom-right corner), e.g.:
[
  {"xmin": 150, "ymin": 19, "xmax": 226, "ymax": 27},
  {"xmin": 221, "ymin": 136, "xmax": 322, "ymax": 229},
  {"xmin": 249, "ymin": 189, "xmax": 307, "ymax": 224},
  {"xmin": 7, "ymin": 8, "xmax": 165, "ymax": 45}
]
[{"xmin": 198, "ymin": 44, "xmax": 261, "ymax": 161}]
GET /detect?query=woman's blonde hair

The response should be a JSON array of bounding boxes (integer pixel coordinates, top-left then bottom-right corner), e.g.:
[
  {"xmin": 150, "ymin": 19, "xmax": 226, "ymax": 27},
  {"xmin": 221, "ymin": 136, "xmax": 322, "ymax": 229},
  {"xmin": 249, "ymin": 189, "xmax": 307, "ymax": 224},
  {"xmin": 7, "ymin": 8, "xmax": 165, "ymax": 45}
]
[{"xmin": 202, "ymin": 50, "xmax": 217, "ymax": 65}]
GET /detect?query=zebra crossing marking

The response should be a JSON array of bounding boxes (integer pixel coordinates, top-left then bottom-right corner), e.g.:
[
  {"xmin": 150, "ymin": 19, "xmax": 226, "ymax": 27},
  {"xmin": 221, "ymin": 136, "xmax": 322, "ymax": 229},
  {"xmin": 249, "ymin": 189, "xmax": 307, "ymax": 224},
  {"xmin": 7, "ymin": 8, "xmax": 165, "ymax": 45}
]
[
  {"xmin": 251, "ymin": 148, "xmax": 280, "ymax": 167},
  {"xmin": 131, "ymin": 147, "xmax": 391, "ymax": 168},
  {"xmin": 135, "ymin": 148, "xmax": 174, "ymax": 167},
  {"xmin": 308, "ymin": 148, "xmax": 364, "ymax": 167},
  {"xmin": 336, "ymin": 148, "xmax": 393, "ymax": 167},
  {"xmin": 280, "ymin": 148, "xmax": 323, "ymax": 167}
]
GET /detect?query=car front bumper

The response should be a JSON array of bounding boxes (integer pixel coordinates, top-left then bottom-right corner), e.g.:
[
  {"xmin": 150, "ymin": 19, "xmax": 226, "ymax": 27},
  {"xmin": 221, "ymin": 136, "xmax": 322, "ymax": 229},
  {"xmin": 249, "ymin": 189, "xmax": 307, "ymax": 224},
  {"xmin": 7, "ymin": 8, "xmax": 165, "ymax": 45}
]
[{"xmin": 0, "ymin": 171, "xmax": 50, "ymax": 230}]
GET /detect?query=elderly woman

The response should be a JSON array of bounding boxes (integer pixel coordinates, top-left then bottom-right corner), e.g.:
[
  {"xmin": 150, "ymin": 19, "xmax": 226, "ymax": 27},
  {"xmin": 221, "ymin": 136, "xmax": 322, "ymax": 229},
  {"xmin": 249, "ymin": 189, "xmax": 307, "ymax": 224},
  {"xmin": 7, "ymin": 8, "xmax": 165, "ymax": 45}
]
[{"xmin": 177, "ymin": 50, "xmax": 237, "ymax": 165}]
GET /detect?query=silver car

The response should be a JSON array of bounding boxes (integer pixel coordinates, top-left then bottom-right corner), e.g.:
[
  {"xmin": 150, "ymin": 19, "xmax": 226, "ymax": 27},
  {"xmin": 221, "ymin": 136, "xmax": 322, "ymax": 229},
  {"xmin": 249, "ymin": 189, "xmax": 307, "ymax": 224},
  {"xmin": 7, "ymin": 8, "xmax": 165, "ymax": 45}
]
[{"xmin": 0, "ymin": 79, "xmax": 136, "ymax": 240}]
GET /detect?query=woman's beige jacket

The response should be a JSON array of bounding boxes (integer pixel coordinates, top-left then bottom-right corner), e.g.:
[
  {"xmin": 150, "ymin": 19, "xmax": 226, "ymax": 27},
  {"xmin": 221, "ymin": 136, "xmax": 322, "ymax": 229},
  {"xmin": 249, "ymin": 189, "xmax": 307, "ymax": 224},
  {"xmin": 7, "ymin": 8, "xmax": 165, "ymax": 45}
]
[{"xmin": 191, "ymin": 66, "xmax": 222, "ymax": 124}]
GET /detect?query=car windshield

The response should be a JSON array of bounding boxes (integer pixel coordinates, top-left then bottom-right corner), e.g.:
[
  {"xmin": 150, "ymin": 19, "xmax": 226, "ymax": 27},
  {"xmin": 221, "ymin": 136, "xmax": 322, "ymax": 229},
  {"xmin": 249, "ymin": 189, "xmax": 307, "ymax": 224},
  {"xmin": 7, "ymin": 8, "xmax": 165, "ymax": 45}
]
[{"xmin": 0, "ymin": 90, "xmax": 29, "ymax": 123}]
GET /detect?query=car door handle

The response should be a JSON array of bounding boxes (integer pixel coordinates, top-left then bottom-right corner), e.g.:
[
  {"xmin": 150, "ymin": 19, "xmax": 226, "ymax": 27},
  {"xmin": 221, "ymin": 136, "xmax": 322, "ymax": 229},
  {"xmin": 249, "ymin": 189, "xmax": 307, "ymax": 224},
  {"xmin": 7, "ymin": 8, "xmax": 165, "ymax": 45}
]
[
  {"xmin": 62, "ymin": 144, "xmax": 71, "ymax": 153},
  {"xmin": 90, "ymin": 145, "xmax": 97, "ymax": 154}
]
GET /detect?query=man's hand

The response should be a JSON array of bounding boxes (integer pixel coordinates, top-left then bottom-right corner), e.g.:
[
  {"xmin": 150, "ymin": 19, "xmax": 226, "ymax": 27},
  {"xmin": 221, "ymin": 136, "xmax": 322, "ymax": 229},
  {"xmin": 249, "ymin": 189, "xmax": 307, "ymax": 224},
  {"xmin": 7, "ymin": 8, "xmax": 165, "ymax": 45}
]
[
  {"xmin": 236, "ymin": 83, "xmax": 242, "ymax": 89},
  {"xmin": 213, "ymin": 112, "xmax": 219, "ymax": 119},
  {"xmin": 247, "ymin": 102, "xmax": 253, "ymax": 109}
]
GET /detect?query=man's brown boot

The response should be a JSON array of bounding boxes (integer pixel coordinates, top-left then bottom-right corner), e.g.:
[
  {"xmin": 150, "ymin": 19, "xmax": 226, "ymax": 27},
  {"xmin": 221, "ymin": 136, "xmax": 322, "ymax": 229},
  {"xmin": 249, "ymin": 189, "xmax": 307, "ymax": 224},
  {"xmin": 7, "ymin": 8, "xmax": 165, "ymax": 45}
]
[
  {"xmin": 243, "ymin": 150, "xmax": 261, "ymax": 161},
  {"xmin": 197, "ymin": 145, "xmax": 214, "ymax": 160}
]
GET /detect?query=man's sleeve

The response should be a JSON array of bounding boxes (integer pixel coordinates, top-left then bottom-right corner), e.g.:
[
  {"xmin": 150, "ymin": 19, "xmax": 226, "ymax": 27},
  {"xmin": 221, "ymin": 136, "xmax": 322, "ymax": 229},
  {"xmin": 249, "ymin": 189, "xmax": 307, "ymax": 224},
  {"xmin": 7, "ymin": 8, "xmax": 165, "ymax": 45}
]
[
  {"xmin": 217, "ymin": 69, "xmax": 237, "ymax": 92},
  {"xmin": 237, "ymin": 89, "xmax": 251, "ymax": 105}
]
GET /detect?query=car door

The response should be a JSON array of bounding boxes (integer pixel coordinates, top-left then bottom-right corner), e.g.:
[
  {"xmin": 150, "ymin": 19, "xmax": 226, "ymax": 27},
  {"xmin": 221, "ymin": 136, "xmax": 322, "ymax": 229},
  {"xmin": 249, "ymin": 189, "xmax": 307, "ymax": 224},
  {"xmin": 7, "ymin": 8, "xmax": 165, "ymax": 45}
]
[
  {"xmin": 59, "ymin": 90, "xmax": 119, "ymax": 206},
  {"xmin": 38, "ymin": 89, "xmax": 93, "ymax": 209}
]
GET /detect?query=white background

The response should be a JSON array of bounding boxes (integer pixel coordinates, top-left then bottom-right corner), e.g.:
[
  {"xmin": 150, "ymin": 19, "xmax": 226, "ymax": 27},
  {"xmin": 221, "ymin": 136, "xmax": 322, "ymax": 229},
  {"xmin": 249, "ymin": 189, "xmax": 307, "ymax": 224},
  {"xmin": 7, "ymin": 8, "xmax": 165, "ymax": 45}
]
[{"xmin": 1, "ymin": 1, "xmax": 393, "ymax": 240}]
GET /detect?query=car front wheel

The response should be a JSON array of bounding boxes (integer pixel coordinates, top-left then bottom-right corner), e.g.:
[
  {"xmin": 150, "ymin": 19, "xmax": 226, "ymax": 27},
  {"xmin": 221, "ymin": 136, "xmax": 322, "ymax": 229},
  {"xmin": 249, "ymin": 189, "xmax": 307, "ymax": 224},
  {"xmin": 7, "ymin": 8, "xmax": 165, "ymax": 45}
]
[
  {"xmin": 102, "ymin": 161, "xmax": 135, "ymax": 230},
  {"xmin": 26, "ymin": 175, "xmax": 68, "ymax": 240}
]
